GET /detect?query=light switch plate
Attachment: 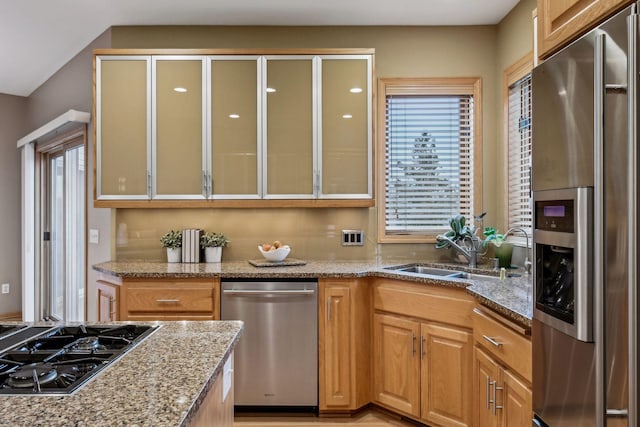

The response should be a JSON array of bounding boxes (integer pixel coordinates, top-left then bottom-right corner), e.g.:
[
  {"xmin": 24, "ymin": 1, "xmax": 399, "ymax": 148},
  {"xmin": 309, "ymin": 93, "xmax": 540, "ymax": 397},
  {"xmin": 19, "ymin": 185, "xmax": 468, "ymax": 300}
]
[
  {"xmin": 89, "ymin": 229, "xmax": 100, "ymax": 244},
  {"xmin": 1, "ymin": 283, "xmax": 9, "ymax": 294}
]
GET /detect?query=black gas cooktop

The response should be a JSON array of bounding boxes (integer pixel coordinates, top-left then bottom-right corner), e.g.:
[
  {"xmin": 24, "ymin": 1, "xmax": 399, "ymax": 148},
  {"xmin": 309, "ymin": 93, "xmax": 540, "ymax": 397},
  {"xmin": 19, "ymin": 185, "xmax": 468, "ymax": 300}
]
[{"xmin": 0, "ymin": 324, "xmax": 158, "ymax": 395}]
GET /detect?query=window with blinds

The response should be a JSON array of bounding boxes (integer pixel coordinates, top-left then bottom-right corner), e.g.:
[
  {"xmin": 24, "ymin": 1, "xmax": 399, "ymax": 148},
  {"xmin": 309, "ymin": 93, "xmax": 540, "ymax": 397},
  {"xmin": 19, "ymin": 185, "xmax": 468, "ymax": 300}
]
[
  {"xmin": 506, "ymin": 74, "xmax": 532, "ymax": 234},
  {"xmin": 378, "ymin": 77, "xmax": 481, "ymax": 241}
]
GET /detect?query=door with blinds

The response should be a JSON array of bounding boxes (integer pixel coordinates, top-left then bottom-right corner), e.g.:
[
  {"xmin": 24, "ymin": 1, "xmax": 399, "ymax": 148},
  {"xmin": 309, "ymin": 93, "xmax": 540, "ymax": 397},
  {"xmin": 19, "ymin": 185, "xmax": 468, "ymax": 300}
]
[{"xmin": 38, "ymin": 128, "xmax": 86, "ymax": 321}]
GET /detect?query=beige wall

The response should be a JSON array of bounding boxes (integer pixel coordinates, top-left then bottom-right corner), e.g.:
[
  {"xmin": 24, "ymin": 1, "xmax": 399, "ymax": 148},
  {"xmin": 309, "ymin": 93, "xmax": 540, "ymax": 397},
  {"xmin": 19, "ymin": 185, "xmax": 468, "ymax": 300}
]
[
  {"xmin": 111, "ymin": 25, "xmax": 499, "ymax": 262},
  {"xmin": 0, "ymin": 94, "xmax": 28, "ymax": 315}
]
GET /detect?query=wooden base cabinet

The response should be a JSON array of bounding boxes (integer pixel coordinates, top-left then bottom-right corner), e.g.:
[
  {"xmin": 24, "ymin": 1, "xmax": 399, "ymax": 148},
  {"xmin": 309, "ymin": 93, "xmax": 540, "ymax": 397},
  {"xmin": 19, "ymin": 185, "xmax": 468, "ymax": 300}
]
[
  {"xmin": 421, "ymin": 323, "xmax": 473, "ymax": 427},
  {"xmin": 318, "ymin": 278, "xmax": 370, "ymax": 413},
  {"xmin": 472, "ymin": 307, "xmax": 532, "ymax": 427},
  {"xmin": 189, "ymin": 352, "xmax": 234, "ymax": 427},
  {"xmin": 373, "ymin": 313, "xmax": 421, "ymax": 417},
  {"xmin": 372, "ymin": 279, "xmax": 475, "ymax": 427},
  {"xmin": 96, "ymin": 280, "xmax": 119, "ymax": 321}
]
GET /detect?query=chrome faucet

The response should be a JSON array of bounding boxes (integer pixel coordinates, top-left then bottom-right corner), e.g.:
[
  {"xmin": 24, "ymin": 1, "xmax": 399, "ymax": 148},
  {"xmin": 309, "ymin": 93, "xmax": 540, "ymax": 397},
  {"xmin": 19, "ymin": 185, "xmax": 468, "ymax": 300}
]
[
  {"xmin": 436, "ymin": 234, "xmax": 481, "ymax": 268},
  {"xmin": 504, "ymin": 227, "xmax": 532, "ymax": 274}
]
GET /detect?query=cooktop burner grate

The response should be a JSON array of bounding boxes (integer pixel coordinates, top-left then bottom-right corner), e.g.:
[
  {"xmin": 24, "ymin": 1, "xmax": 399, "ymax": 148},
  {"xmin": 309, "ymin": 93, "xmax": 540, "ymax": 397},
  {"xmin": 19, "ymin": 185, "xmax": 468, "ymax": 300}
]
[{"xmin": 0, "ymin": 324, "xmax": 158, "ymax": 395}]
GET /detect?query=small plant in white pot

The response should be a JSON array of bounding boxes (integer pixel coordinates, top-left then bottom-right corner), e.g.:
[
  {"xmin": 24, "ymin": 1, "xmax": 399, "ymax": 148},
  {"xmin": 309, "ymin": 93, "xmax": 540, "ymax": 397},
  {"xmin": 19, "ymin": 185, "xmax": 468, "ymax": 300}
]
[
  {"xmin": 160, "ymin": 230, "xmax": 182, "ymax": 263},
  {"xmin": 201, "ymin": 232, "xmax": 230, "ymax": 263}
]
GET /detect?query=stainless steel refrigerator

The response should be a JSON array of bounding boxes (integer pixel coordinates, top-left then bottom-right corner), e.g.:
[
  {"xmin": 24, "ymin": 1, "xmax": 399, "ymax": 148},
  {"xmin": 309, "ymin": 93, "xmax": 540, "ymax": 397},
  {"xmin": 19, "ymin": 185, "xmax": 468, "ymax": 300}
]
[{"xmin": 531, "ymin": 3, "xmax": 639, "ymax": 426}]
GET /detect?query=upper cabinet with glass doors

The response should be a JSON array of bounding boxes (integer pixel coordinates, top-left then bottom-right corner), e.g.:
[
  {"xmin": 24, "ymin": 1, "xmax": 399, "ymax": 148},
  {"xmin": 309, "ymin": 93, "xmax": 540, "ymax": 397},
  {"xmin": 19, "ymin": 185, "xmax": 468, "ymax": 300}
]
[
  {"xmin": 153, "ymin": 56, "xmax": 206, "ymax": 199},
  {"xmin": 96, "ymin": 56, "xmax": 151, "ymax": 200},
  {"xmin": 320, "ymin": 56, "xmax": 371, "ymax": 198},
  {"xmin": 94, "ymin": 49, "xmax": 373, "ymax": 207}
]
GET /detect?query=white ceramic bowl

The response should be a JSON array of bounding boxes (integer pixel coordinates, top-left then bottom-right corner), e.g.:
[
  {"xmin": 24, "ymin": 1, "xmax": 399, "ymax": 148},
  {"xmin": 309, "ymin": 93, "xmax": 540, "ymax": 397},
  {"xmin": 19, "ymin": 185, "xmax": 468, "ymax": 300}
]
[{"xmin": 258, "ymin": 245, "xmax": 291, "ymax": 262}]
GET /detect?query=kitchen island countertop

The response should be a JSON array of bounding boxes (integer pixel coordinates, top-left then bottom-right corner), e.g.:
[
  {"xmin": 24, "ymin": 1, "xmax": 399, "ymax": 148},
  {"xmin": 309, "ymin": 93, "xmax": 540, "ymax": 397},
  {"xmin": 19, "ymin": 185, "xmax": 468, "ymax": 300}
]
[
  {"xmin": 0, "ymin": 320, "xmax": 243, "ymax": 427},
  {"xmin": 94, "ymin": 260, "xmax": 533, "ymax": 326}
]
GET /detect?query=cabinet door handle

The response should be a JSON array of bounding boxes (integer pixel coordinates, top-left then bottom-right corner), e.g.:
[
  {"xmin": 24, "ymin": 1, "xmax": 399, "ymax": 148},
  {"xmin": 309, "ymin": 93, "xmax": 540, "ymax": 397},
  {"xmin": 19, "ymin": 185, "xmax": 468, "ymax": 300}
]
[
  {"xmin": 146, "ymin": 171, "xmax": 152, "ymax": 195},
  {"xmin": 327, "ymin": 296, "xmax": 332, "ymax": 321},
  {"xmin": 482, "ymin": 335, "xmax": 503, "ymax": 347},
  {"xmin": 156, "ymin": 299, "xmax": 180, "ymax": 303},
  {"xmin": 411, "ymin": 333, "xmax": 416, "ymax": 355},
  {"xmin": 492, "ymin": 381, "xmax": 504, "ymax": 415},
  {"xmin": 420, "ymin": 335, "xmax": 425, "ymax": 359},
  {"xmin": 486, "ymin": 375, "xmax": 491, "ymax": 410}
]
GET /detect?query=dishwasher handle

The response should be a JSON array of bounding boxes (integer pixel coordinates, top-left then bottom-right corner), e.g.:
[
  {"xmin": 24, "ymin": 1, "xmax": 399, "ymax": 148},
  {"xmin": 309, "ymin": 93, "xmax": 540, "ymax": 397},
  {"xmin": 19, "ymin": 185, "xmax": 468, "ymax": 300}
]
[{"xmin": 222, "ymin": 289, "xmax": 316, "ymax": 296}]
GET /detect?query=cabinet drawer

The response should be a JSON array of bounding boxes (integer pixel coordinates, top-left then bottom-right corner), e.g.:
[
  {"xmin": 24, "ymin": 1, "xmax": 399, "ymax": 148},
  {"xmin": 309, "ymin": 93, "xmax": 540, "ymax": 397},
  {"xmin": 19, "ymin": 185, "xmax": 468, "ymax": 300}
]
[
  {"xmin": 373, "ymin": 279, "xmax": 473, "ymax": 328},
  {"xmin": 472, "ymin": 307, "xmax": 531, "ymax": 383},
  {"xmin": 127, "ymin": 287, "xmax": 213, "ymax": 312},
  {"xmin": 124, "ymin": 280, "xmax": 215, "ymax": 314}
]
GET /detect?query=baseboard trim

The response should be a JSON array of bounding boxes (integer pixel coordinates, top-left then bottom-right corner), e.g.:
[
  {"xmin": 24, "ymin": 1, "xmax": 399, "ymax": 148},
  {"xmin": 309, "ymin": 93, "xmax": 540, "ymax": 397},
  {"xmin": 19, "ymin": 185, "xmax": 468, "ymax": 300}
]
[{"xmin": 0, "ymin": 312, "xmax": 22, "ymax": 321}]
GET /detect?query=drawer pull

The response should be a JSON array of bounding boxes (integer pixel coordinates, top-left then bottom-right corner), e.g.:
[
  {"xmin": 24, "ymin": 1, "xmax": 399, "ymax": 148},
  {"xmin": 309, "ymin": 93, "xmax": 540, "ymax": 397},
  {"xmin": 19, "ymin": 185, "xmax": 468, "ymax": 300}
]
[
  {"xmin": 156, "ymin": 299, "xmax": 180, "ymax": 303},
  {"xmin": 482, "ymin": 335, "xmax": 503, "ymax": 347}
]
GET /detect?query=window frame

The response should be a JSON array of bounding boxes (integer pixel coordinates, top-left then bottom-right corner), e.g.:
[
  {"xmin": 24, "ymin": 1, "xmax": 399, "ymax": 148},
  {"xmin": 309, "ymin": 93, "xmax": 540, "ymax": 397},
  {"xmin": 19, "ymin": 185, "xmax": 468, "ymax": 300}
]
[
  {"xmin": 503, "ymin": 53, "xmax": 533, "ymax": 247},
  {"xmin": 377, "ymin": 77, "xmax": 483, "ymax": 243}
]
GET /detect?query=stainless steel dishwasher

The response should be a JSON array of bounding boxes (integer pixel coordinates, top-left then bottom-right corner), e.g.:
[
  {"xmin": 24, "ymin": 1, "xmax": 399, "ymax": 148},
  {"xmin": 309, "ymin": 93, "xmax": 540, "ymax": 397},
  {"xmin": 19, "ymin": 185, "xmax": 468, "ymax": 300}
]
[{"xmin": 220, "ymin": 279, "xmax": 318, "ymax": 409}]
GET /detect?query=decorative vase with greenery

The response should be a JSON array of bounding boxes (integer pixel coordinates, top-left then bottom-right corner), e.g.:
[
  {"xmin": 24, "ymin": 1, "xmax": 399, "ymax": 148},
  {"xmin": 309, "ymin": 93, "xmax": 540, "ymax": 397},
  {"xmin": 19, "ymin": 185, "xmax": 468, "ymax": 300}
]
[
  {"xmin": 200, "ymin": 232, "xmax": 230, "ymax": 263},
  {"xmin": 482, "ymin": 227, "xmax": 513, "ymax": 268},
  {"xmin": 160, "ymin": 230, "xmax": 182, "ymax": 263}
]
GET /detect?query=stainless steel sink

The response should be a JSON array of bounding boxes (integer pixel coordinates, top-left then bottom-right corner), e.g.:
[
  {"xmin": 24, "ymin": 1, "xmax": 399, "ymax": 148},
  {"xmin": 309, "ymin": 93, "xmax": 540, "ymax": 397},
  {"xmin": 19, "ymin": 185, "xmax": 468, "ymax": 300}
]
[
  {"xmin": 384, "ymin": 264, "xmax": 522, "ymax": 280},
  {"xmin": 385, "ymin": 264, "xmax": 466, "ymax": 278}
]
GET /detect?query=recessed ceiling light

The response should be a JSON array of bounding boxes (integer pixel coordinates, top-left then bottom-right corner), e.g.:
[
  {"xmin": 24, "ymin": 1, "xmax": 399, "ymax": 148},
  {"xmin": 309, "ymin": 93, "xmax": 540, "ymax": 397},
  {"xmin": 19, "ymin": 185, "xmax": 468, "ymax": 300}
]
[
  {"xmin": 174, "ymin": 87, "xmax": 187, "ymax": 93},
  {"xmin": 229, "ymin": 114, "xmax": 240, "ymax": 119},
  {"xmin": 266, "ymin": 87, "xmax": 276, "ymax": 93},
  {"xmin": 349, "ymin": 87, "xmax": 363, "ymax": 93},
  {"xmin": 342, "ymin": 114, "xmax": 353, "ymax": 119}
]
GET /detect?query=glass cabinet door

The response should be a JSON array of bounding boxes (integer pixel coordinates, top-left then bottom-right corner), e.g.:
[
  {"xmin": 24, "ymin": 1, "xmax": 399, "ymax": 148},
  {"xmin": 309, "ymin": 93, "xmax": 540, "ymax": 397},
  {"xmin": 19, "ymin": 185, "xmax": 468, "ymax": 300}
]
[
  {"xmin": 209, "ymin": 57, "xmax": 260, "ymax": 198},
  {"xmin": 320, "ymin": 56, "xmax": 372, "ymax": 198},
  {"xmin": 153, "ymin": 56, "xmax": 206, "ymax": 198},
  {"xmin": 264, "ymin": 57, "xmax": 315, "ymax": 197},
  {"xmin": 96, "ymin": 56, "xmax": 150, "ymax": 199}
]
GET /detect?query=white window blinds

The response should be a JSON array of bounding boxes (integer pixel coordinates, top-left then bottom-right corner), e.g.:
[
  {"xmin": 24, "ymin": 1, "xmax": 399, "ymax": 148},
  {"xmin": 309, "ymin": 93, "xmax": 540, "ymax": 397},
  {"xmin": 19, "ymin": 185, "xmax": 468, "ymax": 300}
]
[
  {"xmin": 384, "ymin": 94, "xmax": 474, "ymax": 234},
  {"xmin": 507, "ymin": 74, "xmax": 532, "ymax": 233}
]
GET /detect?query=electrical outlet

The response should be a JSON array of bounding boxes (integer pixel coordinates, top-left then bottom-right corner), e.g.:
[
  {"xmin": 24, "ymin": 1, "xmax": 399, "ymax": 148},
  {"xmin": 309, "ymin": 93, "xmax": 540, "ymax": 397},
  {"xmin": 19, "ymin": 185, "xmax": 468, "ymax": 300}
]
[
  {"xmin": 342, "ymin": 230, "xmax": 364, "ymax": 246},
  {"xmin": 1, "ymin": 283, "xmax": 9, "ymax": 294}
]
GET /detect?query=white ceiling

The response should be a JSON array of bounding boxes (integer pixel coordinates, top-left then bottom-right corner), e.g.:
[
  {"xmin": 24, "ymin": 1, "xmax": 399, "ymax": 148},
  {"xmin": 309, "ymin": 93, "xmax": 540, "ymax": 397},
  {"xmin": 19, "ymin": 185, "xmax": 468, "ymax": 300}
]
[{"xmin": 0, "ymin": 0, "xmax": 519, "ymax": 97}]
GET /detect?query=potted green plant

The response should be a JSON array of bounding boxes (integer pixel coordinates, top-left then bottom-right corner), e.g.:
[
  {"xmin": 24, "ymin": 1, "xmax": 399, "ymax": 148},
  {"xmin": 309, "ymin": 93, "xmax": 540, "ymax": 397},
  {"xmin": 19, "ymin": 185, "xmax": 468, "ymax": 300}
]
[
  {"xmin": 160, "ymin": 230, "xmax": 182, "ymax": 263},
  {"xmin": 200, "ymin": 232, "xmax": 230, "ymax": 263},
  {"xmin": 482, "ymin": 226, "xmax": 513, "ymax": 268},
  {"xmin": 435, "ymin": 214, "xmax": 476, "ymax": 249},
  {"xmin": 435, "ymin": 214, "xmax": 482, "ymax": 263}
]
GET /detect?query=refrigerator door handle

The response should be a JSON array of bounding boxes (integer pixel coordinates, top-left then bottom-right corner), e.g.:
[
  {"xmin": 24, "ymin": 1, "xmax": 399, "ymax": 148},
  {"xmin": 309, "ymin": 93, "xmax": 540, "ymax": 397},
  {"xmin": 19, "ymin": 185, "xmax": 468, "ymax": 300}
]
[
  {"xmin": 627, "ymin": 10, "xmax": 639, "ymax": 427},
  {"xmin": 606, "ymin": 408, "xmax": 629, "ymax": 417},
  {"xmin": 594, "ymin": 32, "xmax": 606, "ymax": 427}
]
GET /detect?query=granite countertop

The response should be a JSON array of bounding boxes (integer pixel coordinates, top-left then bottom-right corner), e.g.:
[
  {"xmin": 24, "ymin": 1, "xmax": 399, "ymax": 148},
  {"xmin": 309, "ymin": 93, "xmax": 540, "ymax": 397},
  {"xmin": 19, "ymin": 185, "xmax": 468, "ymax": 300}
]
[
  {"xmin": 0, "ymin": 320, "xmax": 243, "ymax": 427},
  {"xmin": 94, "ymin": 259, "xmax": 533, "ymax": 327}
]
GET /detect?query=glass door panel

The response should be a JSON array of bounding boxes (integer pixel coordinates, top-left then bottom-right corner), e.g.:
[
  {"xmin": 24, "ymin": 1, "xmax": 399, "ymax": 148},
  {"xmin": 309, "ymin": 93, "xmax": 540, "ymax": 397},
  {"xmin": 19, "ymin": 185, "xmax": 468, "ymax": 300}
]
[
  {"xmin": 47, "ymin": 145, "xmax": 85, "ymax": 321},
  {"xmin": 210, "ymin": 58, "xmax": 259, "ymax": 197},
  {"xmin": 321, "ymin": 57, "xmax": 370, "ymax": 196},
  {"xmin": 49, "ymin": 155, "xmax": 64, "ymax": 320},
  {"xmin": 266, "ymin": 58, "xmax": 314, "ymax": 196},
  {"xmin": 98, "ymin": 58, "xmax": 149, "ymax": 198},
  {"xmin": 154, "ymin": 57, "xmax": 205, "ymax": 198},
  {"xmin": 65, "ymin": 146, "xmax": 85, "ymax": 321}
]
